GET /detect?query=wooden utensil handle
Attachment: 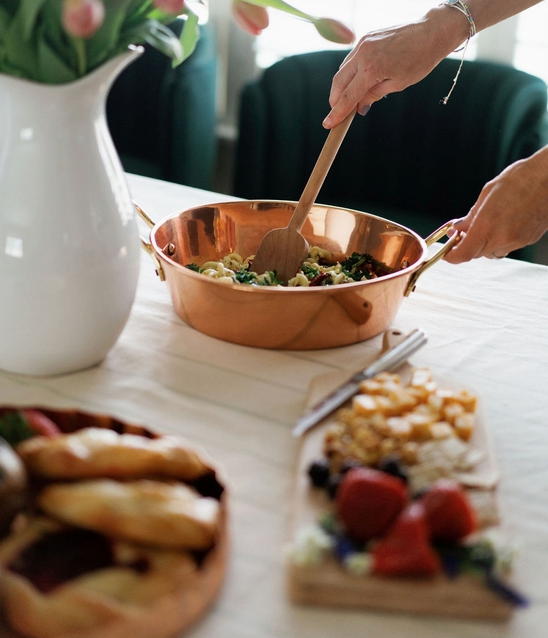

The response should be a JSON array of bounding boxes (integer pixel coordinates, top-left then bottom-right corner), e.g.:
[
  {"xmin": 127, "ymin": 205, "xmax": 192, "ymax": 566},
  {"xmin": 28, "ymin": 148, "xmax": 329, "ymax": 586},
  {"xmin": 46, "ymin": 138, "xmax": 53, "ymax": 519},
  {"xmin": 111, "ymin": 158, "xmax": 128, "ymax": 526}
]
[
  {"xmin": 289, "ymin": 108, "xmax": 357, "ymax": 232},
  {"xmin": 381, "ymin": 328, "xmax": 417, "ymax": 384}
]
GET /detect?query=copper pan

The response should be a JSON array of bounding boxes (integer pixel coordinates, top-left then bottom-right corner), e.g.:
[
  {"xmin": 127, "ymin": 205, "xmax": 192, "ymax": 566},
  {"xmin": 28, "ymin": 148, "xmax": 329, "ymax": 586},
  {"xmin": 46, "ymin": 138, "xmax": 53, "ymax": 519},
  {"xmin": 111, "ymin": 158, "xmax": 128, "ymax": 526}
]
[{"xmin": 137, "ymin": 201, "xmax": 460, "ymax": 350}]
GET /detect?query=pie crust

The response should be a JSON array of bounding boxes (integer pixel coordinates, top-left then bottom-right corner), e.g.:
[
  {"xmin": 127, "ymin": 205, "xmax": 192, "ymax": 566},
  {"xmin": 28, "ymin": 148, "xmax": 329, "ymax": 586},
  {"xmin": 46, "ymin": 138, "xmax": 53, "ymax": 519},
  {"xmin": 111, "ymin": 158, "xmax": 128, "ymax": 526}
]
[{"xmin": 0, "ymin": 408, "xmax": 228, "ymax": 638}]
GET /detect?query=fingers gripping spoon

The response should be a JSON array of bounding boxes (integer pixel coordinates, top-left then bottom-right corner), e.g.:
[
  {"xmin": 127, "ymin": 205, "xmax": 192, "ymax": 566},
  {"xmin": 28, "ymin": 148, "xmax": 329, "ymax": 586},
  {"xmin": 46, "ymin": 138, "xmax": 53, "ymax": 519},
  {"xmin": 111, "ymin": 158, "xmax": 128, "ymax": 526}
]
[{"xmin": 251, "ymin": 109, "xmax": 357, "ymax": 283}]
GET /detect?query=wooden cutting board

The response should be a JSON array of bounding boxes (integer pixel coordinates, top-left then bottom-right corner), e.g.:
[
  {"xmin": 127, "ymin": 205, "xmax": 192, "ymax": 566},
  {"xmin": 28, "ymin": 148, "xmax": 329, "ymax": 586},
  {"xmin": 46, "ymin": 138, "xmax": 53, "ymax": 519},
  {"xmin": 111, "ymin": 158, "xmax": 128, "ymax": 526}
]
[{"xmin": 287, "ymin": 330, "xmax": 515, "ymax": 620}]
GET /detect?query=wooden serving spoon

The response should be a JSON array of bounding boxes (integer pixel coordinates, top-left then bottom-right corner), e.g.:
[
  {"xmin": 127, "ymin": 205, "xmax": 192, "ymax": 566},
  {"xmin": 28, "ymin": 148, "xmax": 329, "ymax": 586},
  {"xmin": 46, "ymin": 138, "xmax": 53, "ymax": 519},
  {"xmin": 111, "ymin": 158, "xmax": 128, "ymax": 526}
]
[{"xmin": 251, "ymin": 108, "xmax": 357, "ymax": 283}]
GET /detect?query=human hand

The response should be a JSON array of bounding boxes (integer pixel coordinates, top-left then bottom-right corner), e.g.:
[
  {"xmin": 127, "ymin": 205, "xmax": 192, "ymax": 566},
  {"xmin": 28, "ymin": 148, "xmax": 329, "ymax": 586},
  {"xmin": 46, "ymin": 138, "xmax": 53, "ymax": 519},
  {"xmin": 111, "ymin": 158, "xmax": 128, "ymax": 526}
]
[
  {"xmin": 322, "ymin": 8, "xmax": 469, "ymax": 129},
  {"xmin": 444, "ymin": 147, "xmax": 548, "ymax": 264}
]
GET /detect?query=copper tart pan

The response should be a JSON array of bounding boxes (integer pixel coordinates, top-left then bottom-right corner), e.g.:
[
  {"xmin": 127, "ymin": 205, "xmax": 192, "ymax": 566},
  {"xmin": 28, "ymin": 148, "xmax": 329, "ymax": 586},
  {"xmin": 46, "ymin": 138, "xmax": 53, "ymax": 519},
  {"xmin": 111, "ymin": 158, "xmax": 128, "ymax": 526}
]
[
  {"xmin": 0, "ymin": 407, "xmax": 228, "ymax": 638},
  {"xmin": 138, "ymin": 200, "xmax": 459, "ymax": 350}
]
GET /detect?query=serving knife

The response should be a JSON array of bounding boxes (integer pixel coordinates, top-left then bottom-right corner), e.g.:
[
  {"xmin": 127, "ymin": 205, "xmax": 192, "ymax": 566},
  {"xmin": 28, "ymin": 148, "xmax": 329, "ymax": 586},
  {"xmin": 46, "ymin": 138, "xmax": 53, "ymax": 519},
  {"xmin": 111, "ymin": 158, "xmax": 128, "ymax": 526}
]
[{"xmin": 292, "ymin": 328, "xmax": 428, "ymax": 437}]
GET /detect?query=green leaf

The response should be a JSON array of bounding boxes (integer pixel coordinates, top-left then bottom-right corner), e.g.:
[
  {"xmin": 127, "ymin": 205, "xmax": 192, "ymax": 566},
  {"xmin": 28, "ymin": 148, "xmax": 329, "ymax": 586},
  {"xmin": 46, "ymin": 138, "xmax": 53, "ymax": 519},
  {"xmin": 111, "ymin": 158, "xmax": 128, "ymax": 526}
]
[
  {"xmin": 125, "ymin": 0, "xmax": 154, "ymax": 22},
  {"xmin": 4, "ymin": 12, "xmax": 38, "ymax": 79},
  {"xmin": 240, "ymin": 0, "xmax": 314, "ymax": 22},
  {"xmin": 123, "ymin": 19, "xmax": 183, "ymax": 63},
  {"xmin": 0, "ymin": 6, "xmax": 11, "ymax": 40},
  {"xmin": 0, "ymin": 412, "xmax": 34, "ymax": 447},
  {"xmin": 86, "ymin": 0, "xmax": 137, "ymax": 69},
  {"xmin": 177, "ymin": 12, "xmax": 200, "ymax": 65},
  {"xmin": 17, "ymin": 0, "xmax": 50, "ymax": 41},
  {"xmin": 36, "ymin": 32, "xmax": 78, "ymax": 83},
  {"xmin": 39, "ymin": 1, "xmax": 79, "ymax": 72}
]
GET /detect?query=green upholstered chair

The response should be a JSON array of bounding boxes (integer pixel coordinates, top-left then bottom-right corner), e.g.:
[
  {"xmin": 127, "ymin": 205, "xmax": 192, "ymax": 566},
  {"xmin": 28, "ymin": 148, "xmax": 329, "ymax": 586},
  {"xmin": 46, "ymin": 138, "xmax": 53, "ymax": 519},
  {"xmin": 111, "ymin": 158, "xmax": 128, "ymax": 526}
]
[
  {"xmin": 107, "ymin": 19, "xmax": 218, "ymax": 191},
  {"xmin": 234, "ymin": 51, "xmax": 548, "ymax": 259}
]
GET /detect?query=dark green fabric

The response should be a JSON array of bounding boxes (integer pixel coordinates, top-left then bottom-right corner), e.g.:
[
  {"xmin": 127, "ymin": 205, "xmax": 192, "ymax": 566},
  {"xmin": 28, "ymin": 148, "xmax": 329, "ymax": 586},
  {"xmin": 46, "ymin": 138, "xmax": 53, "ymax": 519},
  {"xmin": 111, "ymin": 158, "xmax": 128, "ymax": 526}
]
[
  {"xmin": 234, "ymin": 52, "xmax": 548, "ymax": 258},
  {"xmin": 107, "ymin": 20, "xmax": 218, "ymax": 191}
]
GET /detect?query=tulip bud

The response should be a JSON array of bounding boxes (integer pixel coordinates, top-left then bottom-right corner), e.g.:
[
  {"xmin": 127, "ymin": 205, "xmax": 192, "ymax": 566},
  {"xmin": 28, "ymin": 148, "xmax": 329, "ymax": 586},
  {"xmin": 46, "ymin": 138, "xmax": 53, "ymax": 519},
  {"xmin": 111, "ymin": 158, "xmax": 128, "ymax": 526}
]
[
  {"xmin": 62, "ymin": 0, "xmax": 105, "ymax": 39},
  {"xmin": 314, "ymin": 18, "xmax": 355, "ymax": 45},
  {"xmin": 153, "ymin": 0, "xmax": 186, "ymax": 14},
  {"xmin": 232, "ymin": 0, "xmax": 269, "ymax": 36}
]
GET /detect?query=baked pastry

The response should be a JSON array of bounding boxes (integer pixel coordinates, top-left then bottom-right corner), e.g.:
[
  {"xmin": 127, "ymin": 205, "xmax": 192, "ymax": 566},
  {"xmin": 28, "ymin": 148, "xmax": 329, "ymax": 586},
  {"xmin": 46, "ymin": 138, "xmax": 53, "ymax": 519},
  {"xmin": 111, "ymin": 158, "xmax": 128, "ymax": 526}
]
[
  {"xmin": 16, "ymin": 427, "xmax": 211, "ymax": 481},
  {"xmin": 37, "ymin": 478, "xmax": 221, "ymax": 550},
  {"xmin": 0, "ymin": 412, "xmax": 228, "ymax": 638},
  {"xmin": 0, "ymin": 517, "xmax": 201, "ymax": 638}
]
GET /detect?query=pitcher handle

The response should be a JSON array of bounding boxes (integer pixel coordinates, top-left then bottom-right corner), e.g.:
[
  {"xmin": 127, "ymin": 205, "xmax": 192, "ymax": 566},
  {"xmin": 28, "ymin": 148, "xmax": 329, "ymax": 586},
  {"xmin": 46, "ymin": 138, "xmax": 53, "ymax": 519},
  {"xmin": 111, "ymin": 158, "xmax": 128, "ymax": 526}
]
[{"xmin": 404, "ymin": 219, "xmax": 463, "ymax": 297}]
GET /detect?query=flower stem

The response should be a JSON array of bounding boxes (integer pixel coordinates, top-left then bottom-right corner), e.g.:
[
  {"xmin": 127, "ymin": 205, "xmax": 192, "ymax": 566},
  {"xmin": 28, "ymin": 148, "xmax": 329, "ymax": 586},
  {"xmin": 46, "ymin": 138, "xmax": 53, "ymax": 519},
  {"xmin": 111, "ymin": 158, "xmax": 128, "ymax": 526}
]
[
  {"xmin": 72, "ymin": 37, "xmax": 87, "ymax": 77},
  {"xmin": 240, "ymin": 0, "xmax": 317, "ymax": 23}
]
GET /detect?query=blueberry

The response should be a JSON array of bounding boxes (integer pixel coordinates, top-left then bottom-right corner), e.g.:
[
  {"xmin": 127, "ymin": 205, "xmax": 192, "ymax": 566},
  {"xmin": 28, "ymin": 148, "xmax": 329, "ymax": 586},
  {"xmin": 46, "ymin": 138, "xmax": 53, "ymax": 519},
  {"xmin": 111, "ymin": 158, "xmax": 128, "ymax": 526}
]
[
  {"xmin": 307, "ymin": 458, "xmax": 330, "ymax": 488},
  {"xmin": 377, "ymin": 455, "xmax": 408, "ymax": 484},
  {"xmin": 334, "ymin": 534, "xmax": 356, "ymax": 561}
]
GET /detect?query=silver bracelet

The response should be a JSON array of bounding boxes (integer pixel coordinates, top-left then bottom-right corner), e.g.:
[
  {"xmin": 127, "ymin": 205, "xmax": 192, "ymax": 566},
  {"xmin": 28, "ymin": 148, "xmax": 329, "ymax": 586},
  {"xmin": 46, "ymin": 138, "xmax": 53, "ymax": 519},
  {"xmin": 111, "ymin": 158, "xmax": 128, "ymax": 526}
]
[
  {"xmin": 443, "ymin": 0, "xmax": 477, "ymax": 37},
  {"xmin": 439, "ymin": 0, "xmax": 476, "ymax": 104}
]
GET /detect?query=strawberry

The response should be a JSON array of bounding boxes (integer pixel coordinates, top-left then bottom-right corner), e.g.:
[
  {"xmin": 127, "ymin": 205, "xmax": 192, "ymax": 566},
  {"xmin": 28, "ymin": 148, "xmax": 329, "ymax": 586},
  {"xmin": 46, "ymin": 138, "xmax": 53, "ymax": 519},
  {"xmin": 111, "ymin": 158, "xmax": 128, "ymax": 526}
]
[
  {"xmin": 420, "ymin": 479, "xmax": 477, "ymax": 541},
  {"xmin": 20, "ymin": 410, "xmax": 61, "ymax": 438},
  {"xmin": 372, "ymin": 502, "xmax": 441, "ymax": 577},
  {"xmin": 335, "ymin": 467, "xmax": 408, "ymax": 542}
]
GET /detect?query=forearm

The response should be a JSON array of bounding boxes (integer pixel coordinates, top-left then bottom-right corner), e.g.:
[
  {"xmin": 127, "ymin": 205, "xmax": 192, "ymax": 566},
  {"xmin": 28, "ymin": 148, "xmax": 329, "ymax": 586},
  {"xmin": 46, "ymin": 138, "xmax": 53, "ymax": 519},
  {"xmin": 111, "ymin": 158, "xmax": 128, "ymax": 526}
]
[
  {"xmin": 463, "ymin": 0, "xmax": 545, "ymax": 30},
  {"xmin": 424, "ymin": 0, "xmax": 546, "ymax": 56},
  {"xmin": 324, "ymin": 0, "xmax": 547, "ymax": 128}
]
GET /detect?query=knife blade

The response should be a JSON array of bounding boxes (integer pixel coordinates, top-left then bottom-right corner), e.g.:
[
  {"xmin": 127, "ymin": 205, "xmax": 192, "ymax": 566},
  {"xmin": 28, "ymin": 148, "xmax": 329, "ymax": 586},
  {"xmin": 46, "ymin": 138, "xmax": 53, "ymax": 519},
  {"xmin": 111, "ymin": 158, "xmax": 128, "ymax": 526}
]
[{"xmin": 292, "ymin": 328, "xmax": 428, "ymax": 437}]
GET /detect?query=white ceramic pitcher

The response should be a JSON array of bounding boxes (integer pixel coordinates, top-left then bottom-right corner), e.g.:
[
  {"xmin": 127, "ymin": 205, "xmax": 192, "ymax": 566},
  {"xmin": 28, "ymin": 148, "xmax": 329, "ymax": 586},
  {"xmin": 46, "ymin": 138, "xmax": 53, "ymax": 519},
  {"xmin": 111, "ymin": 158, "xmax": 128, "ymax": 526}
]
[{"xmin": 0, "ymin": 47, "xmax": 143, "ymax": 376}]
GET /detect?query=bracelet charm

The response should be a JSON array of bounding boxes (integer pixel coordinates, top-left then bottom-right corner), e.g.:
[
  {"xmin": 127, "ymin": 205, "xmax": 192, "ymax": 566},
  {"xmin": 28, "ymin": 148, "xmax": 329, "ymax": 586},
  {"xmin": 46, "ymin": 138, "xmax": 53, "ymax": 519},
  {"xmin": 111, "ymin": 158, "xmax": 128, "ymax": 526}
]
[{"xmin": 443, "ymin": 0, "xmax": 477, "ymax": 37}]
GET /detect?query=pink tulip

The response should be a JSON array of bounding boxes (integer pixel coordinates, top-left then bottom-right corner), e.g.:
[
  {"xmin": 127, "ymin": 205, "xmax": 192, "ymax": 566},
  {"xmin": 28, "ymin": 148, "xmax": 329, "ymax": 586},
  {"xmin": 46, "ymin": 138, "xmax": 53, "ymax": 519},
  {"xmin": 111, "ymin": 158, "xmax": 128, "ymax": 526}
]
[
  {"xmin": 62, "ymin": 0, "xmax": 105, "ymax": 38},
  {"xmin": 232, "ymin": 0, "xmax": 269, "ymax": 36},
  {"xmin": 153, "ymin": 0, "xmax": 186, "ymax": 14},
  {"xmin": 314, "ymin": 18, "xmax": 355, "ymax": 45}
]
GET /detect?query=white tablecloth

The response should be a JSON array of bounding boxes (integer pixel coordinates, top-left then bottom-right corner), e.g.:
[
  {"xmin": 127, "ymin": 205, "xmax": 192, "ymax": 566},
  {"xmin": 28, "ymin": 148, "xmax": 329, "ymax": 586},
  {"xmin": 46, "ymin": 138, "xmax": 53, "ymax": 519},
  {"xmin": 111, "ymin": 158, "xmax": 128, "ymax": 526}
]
[{"xmin": 1, "ymin": 173, "xmax": 547, "ymax": 638}]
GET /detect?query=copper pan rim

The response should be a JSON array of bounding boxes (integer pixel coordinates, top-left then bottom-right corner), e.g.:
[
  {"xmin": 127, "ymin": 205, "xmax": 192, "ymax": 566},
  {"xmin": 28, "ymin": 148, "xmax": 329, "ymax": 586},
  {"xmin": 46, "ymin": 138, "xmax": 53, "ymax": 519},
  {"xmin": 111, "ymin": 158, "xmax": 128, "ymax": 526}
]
[
  {"xmin": 136, "ymin": 200, "xmax": 461, "ymax": 350},
  {"xmin": 148, "ymin": 200, "xmax": 431, "ymax": 288}
]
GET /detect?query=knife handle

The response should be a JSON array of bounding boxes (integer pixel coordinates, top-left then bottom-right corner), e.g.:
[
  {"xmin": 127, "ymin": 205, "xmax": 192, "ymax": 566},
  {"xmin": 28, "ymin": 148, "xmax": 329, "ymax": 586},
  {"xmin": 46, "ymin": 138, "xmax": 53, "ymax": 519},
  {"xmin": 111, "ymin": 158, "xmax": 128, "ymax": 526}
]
[
  {"xmin": 382, "ymin": 328, "xmax": 409, "ymax": 352},
  {"xmin": 360, "ymin": 328, "xmax": 427, "ymax": 380},
  {"xmin": 381, "ymin": 328, "xmax": 415, "ymax": 383},
  {"xmin": 292, "ymin": 328, "xmax": 427, "ymax": 437}
]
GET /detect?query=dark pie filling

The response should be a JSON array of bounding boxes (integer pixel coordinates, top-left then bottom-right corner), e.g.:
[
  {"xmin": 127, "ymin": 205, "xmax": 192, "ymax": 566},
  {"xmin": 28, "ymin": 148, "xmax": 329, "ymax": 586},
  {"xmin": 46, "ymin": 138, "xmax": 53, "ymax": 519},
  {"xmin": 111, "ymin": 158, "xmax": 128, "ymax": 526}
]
[
  {"xmin": 190, "ymin": 472, "xmax": 224, "ymax": 500},
  {"xmin": 7, "ymin": 528, "xmax": 150, "ymax": 593}
]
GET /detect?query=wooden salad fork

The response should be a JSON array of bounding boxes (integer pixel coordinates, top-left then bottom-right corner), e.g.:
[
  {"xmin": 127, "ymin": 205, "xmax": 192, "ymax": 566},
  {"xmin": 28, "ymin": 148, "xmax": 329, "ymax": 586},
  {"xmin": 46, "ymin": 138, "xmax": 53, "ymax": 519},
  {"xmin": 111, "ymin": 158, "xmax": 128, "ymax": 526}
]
[{"xmin": 251, "ymin": 108, "xmax": 357, "ymax": 283}]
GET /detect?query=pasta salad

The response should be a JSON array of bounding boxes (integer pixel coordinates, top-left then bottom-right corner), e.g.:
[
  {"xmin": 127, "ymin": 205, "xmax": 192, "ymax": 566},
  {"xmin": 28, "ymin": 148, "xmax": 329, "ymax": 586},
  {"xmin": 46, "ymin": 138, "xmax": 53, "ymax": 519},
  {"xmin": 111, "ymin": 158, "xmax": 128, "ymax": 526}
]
[{"xmin": 185, "ymin": 247, "xmax": 394, "ymax": 287}]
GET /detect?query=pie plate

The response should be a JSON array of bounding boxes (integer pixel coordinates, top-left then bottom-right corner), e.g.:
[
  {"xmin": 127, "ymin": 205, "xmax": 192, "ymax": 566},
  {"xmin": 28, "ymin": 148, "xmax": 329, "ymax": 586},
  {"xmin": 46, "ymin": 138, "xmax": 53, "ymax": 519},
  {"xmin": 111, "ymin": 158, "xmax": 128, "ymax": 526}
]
[{"xmin": 0, "ymin": 406, "xmax": 228, "ymax": 638}]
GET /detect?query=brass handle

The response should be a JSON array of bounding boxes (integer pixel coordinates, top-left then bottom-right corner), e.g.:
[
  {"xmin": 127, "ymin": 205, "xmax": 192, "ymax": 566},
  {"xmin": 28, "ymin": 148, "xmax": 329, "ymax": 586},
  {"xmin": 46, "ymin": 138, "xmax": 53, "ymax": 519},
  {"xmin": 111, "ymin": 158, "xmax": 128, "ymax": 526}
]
[
  {"xmin": 134, "ymin": 202, "xmax": 166, "ymax": 282},
  {"xmin": 404, "ymin": 219, "xmax": 463, "ymax": 297}
]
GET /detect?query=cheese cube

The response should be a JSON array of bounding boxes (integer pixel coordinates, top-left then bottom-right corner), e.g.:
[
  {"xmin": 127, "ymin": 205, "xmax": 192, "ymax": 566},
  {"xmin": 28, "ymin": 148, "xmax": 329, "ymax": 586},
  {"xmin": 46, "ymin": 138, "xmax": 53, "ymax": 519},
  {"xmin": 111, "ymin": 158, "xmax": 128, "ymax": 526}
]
[
  {"xmin": 386, "ymin": 387, "xmax": 419, "ymax": 412},
  {"xmin": 386, "ymin": 417, "xmax": 412, "ymax": 439},
  {"xmin": 429, "ymin": 421, "xmax": 455, "ymax": 439},
  {"xmin": 453, "ymin": 412, "xmax": 475, "ymax": 441},
  {"xmin": 406, "ymin": 411, "xmax": 438, "ymax": 440},
  {"xmin": 455, "ymin": 389, "xmax": 478, "ymax": 412},
  {"xmin": 442, "ymin": 401, "xmax": 466, "ymax": 424}
]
